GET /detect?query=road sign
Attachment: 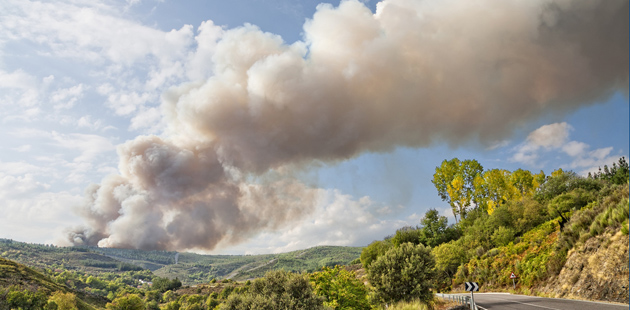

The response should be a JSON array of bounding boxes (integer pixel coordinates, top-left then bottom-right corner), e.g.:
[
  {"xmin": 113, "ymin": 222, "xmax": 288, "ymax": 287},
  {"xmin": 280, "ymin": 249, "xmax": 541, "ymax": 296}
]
[
  {"xmin": 510, "ymin": 272, "xmax": 517, "ymax": 279},
  {"xmin": 465, "ymin": 282, "xmax": 479, "ymax": 292}
]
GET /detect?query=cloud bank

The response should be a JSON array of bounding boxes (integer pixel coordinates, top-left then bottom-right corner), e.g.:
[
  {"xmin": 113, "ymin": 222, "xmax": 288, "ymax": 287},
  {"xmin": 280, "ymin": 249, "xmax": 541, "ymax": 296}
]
[{"xmin": 69, "ymin": 0, "xmax": 628, "ymax": 251}]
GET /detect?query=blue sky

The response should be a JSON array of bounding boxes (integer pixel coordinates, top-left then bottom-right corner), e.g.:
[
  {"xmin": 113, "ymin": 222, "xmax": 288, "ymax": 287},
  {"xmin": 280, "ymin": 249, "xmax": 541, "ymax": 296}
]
[{"xmin": 0, "ymin": 0, "xmax": 627, "ymax": 254}]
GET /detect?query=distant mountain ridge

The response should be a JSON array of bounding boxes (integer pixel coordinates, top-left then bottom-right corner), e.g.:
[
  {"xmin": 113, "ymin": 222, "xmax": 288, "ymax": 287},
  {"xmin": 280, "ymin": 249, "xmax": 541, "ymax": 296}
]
[{"xmin": 0, "ymin": 239, "xmax": 362, "ymax": 285}]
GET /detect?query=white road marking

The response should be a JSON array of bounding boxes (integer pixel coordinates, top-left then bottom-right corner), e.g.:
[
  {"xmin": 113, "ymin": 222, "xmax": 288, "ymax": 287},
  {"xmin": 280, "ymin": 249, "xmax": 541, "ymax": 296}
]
[{"xmin": 478, "ymin": 296, "xmax": 561, "ymax": 310}]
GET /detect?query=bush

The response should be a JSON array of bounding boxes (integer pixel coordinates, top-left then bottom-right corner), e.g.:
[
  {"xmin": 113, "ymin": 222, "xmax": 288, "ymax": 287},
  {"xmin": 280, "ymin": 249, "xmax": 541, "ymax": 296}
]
[
  {"xmin": 360, "ymin": 239, "xmax": 393, "ymax": 270},
  {"xmin": 310, "ymin": 266, "xmax": 370, "ymax": 310},
  {"xmin": 47, "ymin": 292, "xmax": 77, "ymax": 310},
  {"xmin": 106, "ymin": 294, "xmax": 145, "ymax": 310},
  {"xmin": 367, "ymin": 243, "xmax": 435, "ymax": 305},
  {"xmin": 491, "ymin": 226, "xmax": 516, "ymax": 247},
  {"xmin": 219, "ymin": 270, "xmax": 324, "ymax": 310},
  {"xmin": 152, "ymin": 277, "xmax": 182, "ymax": 293}
]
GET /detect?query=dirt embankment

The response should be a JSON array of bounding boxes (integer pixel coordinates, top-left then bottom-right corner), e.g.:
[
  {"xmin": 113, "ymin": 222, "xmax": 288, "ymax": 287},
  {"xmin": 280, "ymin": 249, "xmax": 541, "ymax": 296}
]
[{"xmin": 540, "ymin": 227, "xmax": 629, "ymax": 304}]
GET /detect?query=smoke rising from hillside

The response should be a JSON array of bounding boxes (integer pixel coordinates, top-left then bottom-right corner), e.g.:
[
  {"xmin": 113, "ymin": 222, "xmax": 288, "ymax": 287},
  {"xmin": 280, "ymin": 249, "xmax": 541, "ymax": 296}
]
[{"xmin": 68, "ymin": 0, "xmax": 628, "ymax": 251}]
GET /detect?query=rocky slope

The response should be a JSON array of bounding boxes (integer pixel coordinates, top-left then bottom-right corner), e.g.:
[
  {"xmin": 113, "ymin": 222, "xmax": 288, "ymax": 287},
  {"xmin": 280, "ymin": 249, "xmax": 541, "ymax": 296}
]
[{"xmin": 541, "ymin": 227, "xmax": 629, "ymax": 304}]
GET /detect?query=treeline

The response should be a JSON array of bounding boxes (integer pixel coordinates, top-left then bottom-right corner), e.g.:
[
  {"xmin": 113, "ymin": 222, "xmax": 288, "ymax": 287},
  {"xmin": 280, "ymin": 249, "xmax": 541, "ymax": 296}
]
[
  {"xmin": 86, "ymin": 247, "xmax": 177, "ymax": 265},
  {"xmin": 361, "ymin": 157, "xmax": 629, "ymax": 293}
]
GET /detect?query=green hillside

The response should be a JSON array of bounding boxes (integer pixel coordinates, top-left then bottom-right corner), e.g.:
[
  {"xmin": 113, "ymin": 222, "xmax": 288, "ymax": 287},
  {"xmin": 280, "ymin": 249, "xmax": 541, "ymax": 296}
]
[
  {"xmin": 0, "ymin": 240, "xmax": 144, "ymax": 274},
  {"xmin": 0, "ymin": 240, "xmax": 362, "ymax": 285},
  {"xmin": 0, "ymin": 256, "xmax": 104, "ymax": 309},
  {"xmin": 361, "ymin": 157, "xmax": 629, "ymax": 304},
  {"xmin": 153, "ymin": 246, "xmax": 363, "ymax": 283}
]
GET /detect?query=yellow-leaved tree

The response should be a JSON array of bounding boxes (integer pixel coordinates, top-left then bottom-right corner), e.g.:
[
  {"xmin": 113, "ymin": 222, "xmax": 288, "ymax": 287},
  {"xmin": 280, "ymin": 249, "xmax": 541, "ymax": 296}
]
[{"xmin": 432, "ymin": 158, "xmax": 483, "ymax": 222}]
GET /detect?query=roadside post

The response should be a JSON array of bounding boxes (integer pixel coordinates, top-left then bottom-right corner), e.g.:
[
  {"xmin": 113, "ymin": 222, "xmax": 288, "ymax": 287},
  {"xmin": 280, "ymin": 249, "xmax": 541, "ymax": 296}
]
[
  {"xmin": 465, "ymin": 281, "xmax": 479, "ymax": 310},
  {"xmin": 510, "ymin": 272, "xmax": 517, "ymax": 289}
]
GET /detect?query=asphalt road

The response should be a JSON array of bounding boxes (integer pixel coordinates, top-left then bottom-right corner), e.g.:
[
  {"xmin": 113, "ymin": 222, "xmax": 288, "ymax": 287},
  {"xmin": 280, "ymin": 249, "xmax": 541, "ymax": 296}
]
[{"xmin": 453, "ymin": 293, "xmax": 628, "ymax": 310}]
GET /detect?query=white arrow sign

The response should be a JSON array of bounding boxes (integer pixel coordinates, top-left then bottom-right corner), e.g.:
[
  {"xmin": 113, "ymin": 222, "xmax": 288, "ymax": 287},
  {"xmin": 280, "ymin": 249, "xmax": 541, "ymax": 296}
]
[{"xmin": 465, "ymin": 282, "xmax": 479, "ymax": 292}]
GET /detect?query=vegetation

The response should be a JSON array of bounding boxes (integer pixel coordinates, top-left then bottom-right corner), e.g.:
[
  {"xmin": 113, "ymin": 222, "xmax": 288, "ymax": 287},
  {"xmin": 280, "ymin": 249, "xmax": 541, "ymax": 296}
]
[
  {"xmin": 363, "ymin": 156, "xmax": 628, "ymax": 301},
  {"xmin": 309, "ymin": 265, "xmax": 370, "ymax": 309},
  {"xmin": 0, "ymin": 156, "xmax": 627, "ymax": 309},
  {"xmin": 368, "ymin": 242, "xmax": 435, "ymax": 305},
  {"xmin": 220, "ymin": 270, "xmax": 325, "ymax": 310}
]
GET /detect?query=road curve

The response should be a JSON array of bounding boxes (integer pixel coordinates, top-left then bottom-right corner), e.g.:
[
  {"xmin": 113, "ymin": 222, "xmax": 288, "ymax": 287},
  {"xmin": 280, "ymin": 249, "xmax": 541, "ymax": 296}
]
[{"xmin": 468, "ymin": 293, "xmax": 628, "ymax": 310}]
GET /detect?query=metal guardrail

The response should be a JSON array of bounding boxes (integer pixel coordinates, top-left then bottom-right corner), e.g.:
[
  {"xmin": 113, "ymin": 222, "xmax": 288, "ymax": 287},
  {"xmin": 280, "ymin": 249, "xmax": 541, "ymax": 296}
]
[{"xmin": 436, "ymin": 293, "xmax": 478, "ymax": 310}]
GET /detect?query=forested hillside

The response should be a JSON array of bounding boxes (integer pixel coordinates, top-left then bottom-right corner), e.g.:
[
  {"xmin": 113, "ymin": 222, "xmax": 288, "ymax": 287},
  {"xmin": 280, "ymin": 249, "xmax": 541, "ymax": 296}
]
[
  {"xmin": 361, "ymin": 157, "xmax": 629, "ymax": 304},
  {"xmin": 0, "ymin": 256, "xmax": 106, "ymax": 309},
  {"xmin": 0, "ymin": 240, "xmax": 361, "ymax": 285}
]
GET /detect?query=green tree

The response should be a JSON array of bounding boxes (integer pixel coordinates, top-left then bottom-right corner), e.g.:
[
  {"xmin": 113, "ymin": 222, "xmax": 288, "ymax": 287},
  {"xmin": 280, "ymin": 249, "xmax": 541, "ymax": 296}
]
[
  {"xmin": 359, "ymin": 239, "xmax": 393, "ymax": 269},
  {"xmin": 220, "ymin": 270, "xmax": 324, "ymax": 310},
  {"xmin": 106, "ymin": 294, "xmax": 145, "ymax": 310},
  {"xmin": 4, "ymin": 288, "xmax": 48, "ymax": 310},
  {"xmin": 47, "ymin": 292, "xmax": 77, "ymax": 310},
  {"xmin": 309, "ymin": 266, "xmax": 370, "ymax": 310},
  {"xmin": 367, "ymin": 243, "xmax": 435, "ymax": 305},
  {"xmin": 391, "ymin": 226, "xmax": 422, "ymax": 247},
  {"xmin": 152, "ymin": 277, "xmax": 182, "ymax": 293},
  {"xmin": 432, "ymin": 241, "xmax": 466, "ymax": 292},
  {"xmin": 418, "ymin": 209, "xmax": 459, "ymax": 248},
  {"xmin": 432, "ymin": 158, "xmax": 483, "ymax": 222},
  {"xmin": 547, "ymin": 189, "xmax": 596, "ymax": 228}
]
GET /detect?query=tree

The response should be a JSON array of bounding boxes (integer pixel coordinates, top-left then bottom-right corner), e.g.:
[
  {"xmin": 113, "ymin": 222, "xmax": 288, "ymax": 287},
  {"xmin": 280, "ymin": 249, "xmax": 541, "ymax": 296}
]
[
  {"xmin": 432, "ymin": 158, "xmax": 483, "ymax": 222},
  {"xmin": 47, "ymin": 292, "xmax": 77, "ymax": 310},
  {"xmin": 106, "ymin": 294, "xmax": 145, "ymax": 310},
  {"xmin": 367, "ymin": 242, "xmax": 435, "ymax": 305},
  {"xmin": 432, "ymin": 241, "xmax": 466, "ymax": 292},
  {"xmin": 547, "ymin": 189, "xmax": 595, "ymax": 229},
  {"xmin": 474, "ymin": 169, "xmax": 519, "ymax": 214},
  {"xmin": 420, "ymin": 208, "xmax": 460, "ymax": 248},
  {"xmin": 359, "ymin": 239, "xmax": 393, "ymax": 270},
  {"xmin": 309, "ymin": 266, "xmax": 370, "ymax": 310},
  {"xmin": 152, "ymin": 277, "xmax": 182, "ymax": 293},
  {"xmin": 220, "ymin": 270, "xmax": 324, "ymax": 310},
  {"xmin": 510, "ymin": 169, "xmax": 536, "ymax": 196},
  {"xmin": 535, "ymin": 170, "xmax": 603, "ymax": 203},
  {"xmin": 391, "ymin": 226, "xmax": 423, "ymax": 247}
]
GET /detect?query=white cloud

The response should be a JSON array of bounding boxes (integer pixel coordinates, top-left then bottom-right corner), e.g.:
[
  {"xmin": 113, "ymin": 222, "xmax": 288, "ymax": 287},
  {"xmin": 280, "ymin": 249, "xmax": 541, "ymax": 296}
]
[
  {"xmin": 77, "ymin": 115, "xmax": 104, "ymax": 130},
  {"xmin": 11, "ymin": 145, "xmax": 31, "ymax": 152},
  {"xmin": 0, "ymin": 70, "xmax": 37, "ymax": 89},
  {"xmin": 51, "ymin": 84, "xmax": 85, "ymax": 110},
  {"xmin": 511, "ymin": 122, "xmax": 572, "ymax": 165},
  {"xmin": 511, "ymin": 123, "xmax": 626, "ymax": 175},
  {"xmin": 526, "ymin": 122, "xmax": 571, "ymax": 148},
  {"xmin": 2, "ymin": 1, "xmax": 194, "ymax": 66},
  {"xmin": 562, "ymin": 141, "xmax": 588, "ymax": 157},
  {"xmin": 0, "ymin": 173, "xmax": 48, "ymax": 199},
  {"xmin": 0, "ymin": 160, "xmax": 46, "ymax": 175},
  {"xmin": 104, "ymin": 91, "xmax": 153, "ymax": 116},
  {"xmin": 0, "ymin": 173, "xmax": 82, "ymax": 244},
  {"xmin": 129, "ymin": 107, "xmax": 163, "ymax": 132},
  {"xmin": 50, "ymin": 131, "xmax": 115, "ymax": 163},
  {"xmin": 214, "ymin": 189, "xmax": 413, "ymax": 254}
]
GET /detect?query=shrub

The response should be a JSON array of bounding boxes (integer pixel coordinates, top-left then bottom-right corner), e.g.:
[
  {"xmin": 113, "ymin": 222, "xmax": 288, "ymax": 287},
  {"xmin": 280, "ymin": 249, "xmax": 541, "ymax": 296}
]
[
  {"xmin": 47, "ymin": 292, "xmax": 77, "ymax": 310},
  {"xmin": 310, "ymin": 265, "xmax": 370, "ymax": 310},
  {"xmin": 360, "ymin": 239, "xmax": 393, "ymax": 270},
  {"xmin": 367, "ymin": 242, "xmax": 435, "ymax": 305},
  {"xmin": 106, "ymin": 294, "xmax": 145, "ymax": 310},
  {"xmin": 219, "ymin": 270, "xmax": 324, "ymax": 310},
  {"xmin": 491, "ymin": 226, "xmax": 516, "ymax": 247}
]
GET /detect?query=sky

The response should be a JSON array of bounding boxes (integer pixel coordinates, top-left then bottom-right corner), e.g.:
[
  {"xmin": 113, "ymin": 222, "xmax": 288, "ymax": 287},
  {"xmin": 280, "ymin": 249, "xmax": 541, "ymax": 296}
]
[{"xmin": 0, "ymin": 0, "xmax": 627, "ymax": 254}]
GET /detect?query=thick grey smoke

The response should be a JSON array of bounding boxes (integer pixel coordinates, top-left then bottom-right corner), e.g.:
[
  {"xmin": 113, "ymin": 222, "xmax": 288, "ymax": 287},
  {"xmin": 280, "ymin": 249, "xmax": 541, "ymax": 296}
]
[{"xmin": 68, "ymin": 0, "xmax": 628, "ymax": 251}]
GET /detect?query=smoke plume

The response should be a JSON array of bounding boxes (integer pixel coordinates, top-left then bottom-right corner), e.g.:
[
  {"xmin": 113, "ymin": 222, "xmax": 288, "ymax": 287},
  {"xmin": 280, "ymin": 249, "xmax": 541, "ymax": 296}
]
[{"xmin": 68, "ymin": 0, "xmax": 628, "ymax": 251}]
